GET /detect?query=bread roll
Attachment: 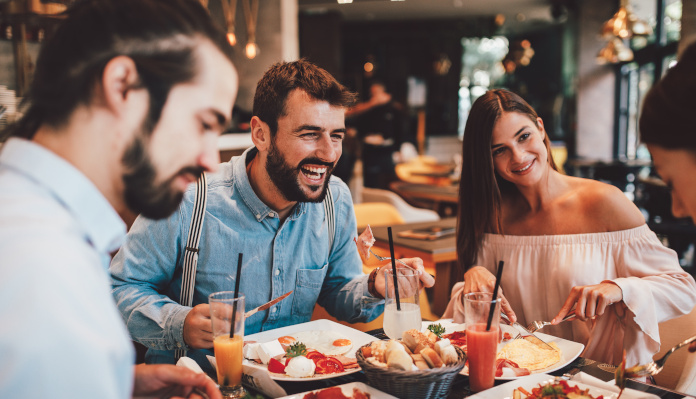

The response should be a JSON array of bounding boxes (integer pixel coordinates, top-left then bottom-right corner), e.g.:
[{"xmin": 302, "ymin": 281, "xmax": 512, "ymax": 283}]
[
  {"xmin": 434, "ymin": 339, "xmax": 451, "ymax": 355},
  {"xmin": 387, "ymin": 347, "xmax": 414, "ymax": 371},
  {"xmin": 420, "ymin": 347, "xmax": 444, "ymax": 368},
  {"xmin": 440, "ymin": 344, "xmax": 459, "ymax": 365},
  {"xmin": 385, "ymin": 340, "xmax": 406, "ymax": 360},
  {"xmin": 403, "ymin": 329, "xmax": 434, "ymax": 354},
  {"xmin": 370, "ymin": 340, "xmax": 387, "ymax": 363},
  {"xmin": 410, "ymin": 354, "xmax": 430, "ymax": 370}
]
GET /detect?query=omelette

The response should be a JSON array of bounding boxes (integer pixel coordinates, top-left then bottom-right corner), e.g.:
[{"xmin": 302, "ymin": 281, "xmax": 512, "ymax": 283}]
[{"xmin": 497, "ymin": 337, "xmax": 562, "ymax": 371}]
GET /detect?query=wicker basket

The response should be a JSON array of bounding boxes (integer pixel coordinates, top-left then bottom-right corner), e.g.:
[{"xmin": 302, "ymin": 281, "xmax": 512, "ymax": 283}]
[{"xmin": 356, "ymin": 342, "xmax": 467, "ymax": 399}]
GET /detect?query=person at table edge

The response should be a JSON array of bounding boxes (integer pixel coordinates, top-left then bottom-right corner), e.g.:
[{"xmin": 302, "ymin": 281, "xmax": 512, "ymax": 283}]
[
  {"xmin": 640, "ymin": 41, "xmax": 696, "ymax": 394},
  {"xmin": 0, "ymin": 0, "xmax": 236, "ymax": 397},
  {"xmin": 110, "ymin": 59, "xmax": 434, "ymax": 372},
  {"xmin": 443, "ymin": 88, "xmax": 696, "ymax": 368}
]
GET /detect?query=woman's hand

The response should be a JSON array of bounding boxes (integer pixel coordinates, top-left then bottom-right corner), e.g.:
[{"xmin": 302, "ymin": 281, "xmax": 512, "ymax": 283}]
[
  {"xmin": 553, "ymin": 281, "xmax": 623, "ymax": 323},
  {"xmin": 463, "ymin": 266, "xmax": 517, "ymax": 323}
]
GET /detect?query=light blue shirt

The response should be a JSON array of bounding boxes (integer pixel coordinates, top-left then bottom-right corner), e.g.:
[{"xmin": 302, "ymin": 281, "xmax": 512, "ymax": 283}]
[
  {"xmin": 110, "ymin": 147, "xmax": 384, "ymax": 371},
  {"xmin": 0, "ymin": 138, "xmax": 134, "ymax": 399}
]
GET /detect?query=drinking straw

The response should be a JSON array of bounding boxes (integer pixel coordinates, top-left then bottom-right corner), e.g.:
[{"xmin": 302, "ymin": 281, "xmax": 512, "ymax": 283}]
[
  {"xmin": 387, "ymin": 227, "xmax": 401, "ymax": 311},
  {"xmin": 486, "ymin": 260, "xmax": 505, "ymax": 331},
  {"xmin": 230, "ymin": 252, "xmax": 243, "ymax": 338}
]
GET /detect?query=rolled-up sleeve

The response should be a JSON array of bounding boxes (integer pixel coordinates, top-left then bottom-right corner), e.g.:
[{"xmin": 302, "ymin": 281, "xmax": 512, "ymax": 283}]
[{"xmin": 316, "ymin": 182, "xmax": 384, "ymax": 322}]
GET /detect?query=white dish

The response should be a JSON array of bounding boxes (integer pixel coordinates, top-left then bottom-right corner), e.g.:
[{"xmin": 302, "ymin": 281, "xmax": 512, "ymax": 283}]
[
  {"xmin": 467, "ymin": 373, "xmax": 659, "ymax": 399},
  {"xmin": 276, "ymin": 382, "xmax": 398, "ymax": 399},
  {"xmin": 241, "ymin": 319, "xmax": 378, "ymax": 382},
  {"xmin": 422, "ymin": 320, "xmax": 585, "ymax": 380}
]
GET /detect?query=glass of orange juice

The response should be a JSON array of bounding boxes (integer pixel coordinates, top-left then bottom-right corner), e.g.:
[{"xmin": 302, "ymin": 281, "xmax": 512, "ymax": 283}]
[
  {"xmin": 209, "ymin": 291, "xmax": 245, "ymax": 399},
  {"xmin": 464, "ymin": 292, "xmax": 501, "ymax": 393}
]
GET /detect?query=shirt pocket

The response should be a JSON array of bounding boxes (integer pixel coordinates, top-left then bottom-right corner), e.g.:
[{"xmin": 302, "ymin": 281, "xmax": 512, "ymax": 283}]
[{"xmin": 291, "ymin": 263, "xmax": 329, "ymax": 318}]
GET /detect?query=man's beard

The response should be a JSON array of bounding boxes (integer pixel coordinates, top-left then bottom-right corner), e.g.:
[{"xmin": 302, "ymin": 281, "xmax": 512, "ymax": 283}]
[
  {"xmin": 266, "ymin": 138, "xmax": 333, "ymax": 203},
  {"xmin": 121, "ymin": 131, "xmax": 204, "ymax": 220}
]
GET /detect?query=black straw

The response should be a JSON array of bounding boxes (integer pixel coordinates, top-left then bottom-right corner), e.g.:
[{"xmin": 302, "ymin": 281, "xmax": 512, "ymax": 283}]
[
  {"xmin": 387, "ymin": 227, "xmax": 401, "ymax": 311},
  {"xmin": 486, "ymin": 260, "xmax": 505, "ymax": 331},
  {"xmin": 230, "ymin": 253, "xmax": 243, "ymax": 338}
]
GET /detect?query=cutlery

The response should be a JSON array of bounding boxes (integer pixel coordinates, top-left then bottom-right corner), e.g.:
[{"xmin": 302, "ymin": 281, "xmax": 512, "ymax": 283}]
[
  {"xmin": 368, "ymin": 248, "xmax": 410, "ymax": 267},
  {"xmin": 623, "ymin": 334, "xmax": 696, "ymax": 378},
  {"xmin": 527, "ymin": 312, "xmax": 577, "ymax": 333},
  {"xmin": 245, "ymin": 291, "xmax": 293, "ymax": 318},
  {"xmin": 501, "ymin": 313, "xmax": 556, "ymax": 351}
]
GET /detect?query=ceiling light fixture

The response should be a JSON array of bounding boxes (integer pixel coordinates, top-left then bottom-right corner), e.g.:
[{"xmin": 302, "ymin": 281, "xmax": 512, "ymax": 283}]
[
  {"xmin": 242, "ymin": 0, "xmax": 259, "ymax": 59},
  {"xmin": 597, "ymin": 0, "xmax": 652, "ymax": 64},
  {"xmin": 220, "ymin": 0, "xmax": 238, "ymax": 46},
  {"xmin": 337, "ymin": 0, "xmax": 353, "ymax": 3}
]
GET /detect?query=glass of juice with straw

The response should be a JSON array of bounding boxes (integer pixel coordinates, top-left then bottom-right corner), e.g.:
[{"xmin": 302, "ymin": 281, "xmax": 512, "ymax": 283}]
[
  {"xmin": 210, "ymin": 291, "xmax": 245, "ymax": 399},
  {"xmin": 464, "ymin": 292, "xmax": 501, "ymax": 393}
]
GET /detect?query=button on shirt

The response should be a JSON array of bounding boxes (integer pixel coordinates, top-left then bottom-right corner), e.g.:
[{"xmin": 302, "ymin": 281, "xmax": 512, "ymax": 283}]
[
  {"xmin": 110, "ymin": 147, "xmax": 384, "ymax": 371},
  {"xmin": 0, "ymin": 138, "xmax": 134, "ymax": 399}
]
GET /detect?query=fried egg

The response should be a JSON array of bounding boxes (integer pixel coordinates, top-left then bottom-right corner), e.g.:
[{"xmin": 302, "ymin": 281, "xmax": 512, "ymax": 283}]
[
  {"xmin": 497, "ymin": 338, "xmax": 561, "ymax": 371},
  {"xmin": 290, "ymin": 330, "xmax": 353, "ymax": 356}
]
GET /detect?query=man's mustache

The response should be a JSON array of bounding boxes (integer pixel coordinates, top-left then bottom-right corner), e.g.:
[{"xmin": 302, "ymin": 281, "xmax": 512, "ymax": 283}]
[{"xmin": 298, "ymin": 158, "xmax": 334, "ymax": 170}]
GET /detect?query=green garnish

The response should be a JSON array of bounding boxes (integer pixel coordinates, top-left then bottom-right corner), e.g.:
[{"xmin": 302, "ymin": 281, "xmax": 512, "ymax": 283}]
[
  {"xmin": 427, "ymin": 323, "xmax": 446, "ymax": 338},
  {"xmin": 286, "ymin": 342, "xmax": 308, "ymax": 358},
  {"xmin": 615, "ymin": 350, "xmax": 627, "ymax": 398}
]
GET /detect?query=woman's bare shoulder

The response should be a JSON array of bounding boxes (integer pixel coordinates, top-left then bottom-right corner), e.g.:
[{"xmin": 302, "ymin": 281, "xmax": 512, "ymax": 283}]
[{"xmin": 568, "ymin": 177, "xmax": 645, "ymax": 231}]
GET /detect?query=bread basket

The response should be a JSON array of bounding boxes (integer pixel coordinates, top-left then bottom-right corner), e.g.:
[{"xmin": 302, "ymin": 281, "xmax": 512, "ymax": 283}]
[{"xmin": 356, "ymin": 342, "xmax": 467, "ymax": 399}]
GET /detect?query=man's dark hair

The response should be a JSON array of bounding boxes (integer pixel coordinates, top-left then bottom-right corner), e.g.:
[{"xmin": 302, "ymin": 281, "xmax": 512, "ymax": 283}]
[
  {"xmin": 640, "ymin": 43, "xmax": 696, "ymax": 149},
  {"xmin": 252, "ymin": 59, "xmax": 357, "ymax": 136},
  {"xmin": 6, "ymin": 0, "xmax": 231, "ymax": 140}
]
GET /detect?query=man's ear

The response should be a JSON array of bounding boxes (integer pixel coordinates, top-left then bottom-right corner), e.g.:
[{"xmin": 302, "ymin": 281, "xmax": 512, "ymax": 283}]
[
  {"xmin": 250, "ymin": 116, "xmax": 272, "ymax": 151},
  {"xmin": 101, "ymin": 56, "xmax": 142, "ymax": 115}
]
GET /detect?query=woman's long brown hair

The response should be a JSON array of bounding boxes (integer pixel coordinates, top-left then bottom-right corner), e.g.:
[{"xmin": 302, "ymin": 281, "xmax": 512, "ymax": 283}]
[{"xmin": 456, "ymin": 89, "xmax": 557, "ymax": 275}]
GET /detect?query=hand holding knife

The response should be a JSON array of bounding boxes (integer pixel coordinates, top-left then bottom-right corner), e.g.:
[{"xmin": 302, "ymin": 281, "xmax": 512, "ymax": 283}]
[{"xmin": 245, "ymin": 291, "xmax": 293, "ymax": 318}]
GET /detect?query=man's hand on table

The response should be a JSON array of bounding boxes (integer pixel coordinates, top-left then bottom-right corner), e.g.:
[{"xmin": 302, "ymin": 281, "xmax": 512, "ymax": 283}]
[
  {"xmin": 184, "ymin": 304, "xmax": 213, "ymax": 349},
  {"xmin": 132, "ymin": 364, "xmax": 221, "ymax": 399},
  {"xmin": 374, "ymin": 257, "xmax": 435, "ymax": 298},
  {"xmin": 462, "ymin": 266, "xmax": 517, "ymax": 323}
]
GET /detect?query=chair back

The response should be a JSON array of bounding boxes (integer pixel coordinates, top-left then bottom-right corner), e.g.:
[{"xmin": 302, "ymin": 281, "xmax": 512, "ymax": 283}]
[
  {"xmin": 656, "ymin": 305, "xmax": 696, "ymax": 392},
  {"xmin": 354, "ymin": 202, "xmax": 405, "ymax": 231}
]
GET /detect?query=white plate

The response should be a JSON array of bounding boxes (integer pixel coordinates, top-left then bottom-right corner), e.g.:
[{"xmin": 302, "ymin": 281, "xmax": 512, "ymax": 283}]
[
  {"xmin": 241, "ymin": 319, "xmax": 378, "ymax": 382},
  {"xmin": 276, "ymin": 382, "xmax": 399, "ymax": 399},
  {"xmin": 422, "ymin": 320, "xmax": 585, "ymax": 380},
  {"xmin": 467, "ymin": 373, "xmax": 659, "ymax": 399}
]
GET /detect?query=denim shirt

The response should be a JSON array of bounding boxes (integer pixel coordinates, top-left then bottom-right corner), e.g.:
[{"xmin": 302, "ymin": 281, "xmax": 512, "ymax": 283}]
[{"xmin": 110, "ymin": 147, "xmax": 384, "ymax": 370}]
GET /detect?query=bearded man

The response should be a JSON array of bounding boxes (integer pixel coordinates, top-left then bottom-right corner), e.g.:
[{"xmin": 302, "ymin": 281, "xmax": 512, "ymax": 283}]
[
  {"xmin": 110, "ymin": 60, "xmax": 434, "ymax": 372},
  {"xmin": 0, "ymin": 0, "xmax": 237, "ymax": 397}
]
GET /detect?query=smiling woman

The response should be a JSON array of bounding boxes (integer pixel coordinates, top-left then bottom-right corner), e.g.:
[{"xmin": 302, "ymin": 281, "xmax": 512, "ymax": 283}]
[{"xmin": 442, "ymin": 89, "xmax": 696, "ymax": 368}]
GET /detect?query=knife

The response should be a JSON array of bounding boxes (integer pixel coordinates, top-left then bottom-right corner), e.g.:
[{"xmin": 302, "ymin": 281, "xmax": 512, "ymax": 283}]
[
  {"xmin": 501, "ymin": 313, "xmax": 556, "ymax": 351},
  {"xmin": 245, "ymin": 291, "xmax": 293, "ymax": 318}
]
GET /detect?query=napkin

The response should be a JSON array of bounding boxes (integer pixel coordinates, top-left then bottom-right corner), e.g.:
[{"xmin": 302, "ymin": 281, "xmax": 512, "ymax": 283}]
[
  {"xmin": 206, "ymin": 354, "xmax": 288, "ymax": 398},
  {"xmin": 571, "ymin": 372, "xmax": 660, "ymax": 399},
  {"xmin": 176, "ymin": 356, "xmax": 206, "ymax": 374}
]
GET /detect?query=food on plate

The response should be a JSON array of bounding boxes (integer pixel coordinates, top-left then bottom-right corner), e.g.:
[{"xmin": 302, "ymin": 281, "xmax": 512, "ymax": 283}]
[
  {"xmin": 364, "ymin": 329, "xmax": 461, "ymax": 372},
  {"xmin": 302, "ymin": 386, "xmax": 371, "ymax": 399},
  {"xmin": 514, "ymin": 379, "xmax": 607, "ymax": 398},
  {"xmin": 497, "ymin": 337, "xmax": 561, "ymax": 371},
  {"xmin": 292, "ymin": 330, "xmax": 354, "ymax": 356},
  {"xmin": 353, "ymin": 225, "xmax": 376, "ymax": 260},
  {"xmin": 285, "ymin": 356, "xmax": 316, "ymax": 378},
  {"xmin": 243, "ymin": 333, "xmax": 357, "ymax": 378}
]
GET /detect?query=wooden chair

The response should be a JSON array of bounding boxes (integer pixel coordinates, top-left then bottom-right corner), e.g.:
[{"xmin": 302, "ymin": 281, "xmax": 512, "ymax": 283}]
[
  {"xmin": 312, "ymin": 202, "xmax": 438, "ymax": 331},
  {"xmin": 654, "ymin": 305, "xmax": 696, "ymax": 393}
]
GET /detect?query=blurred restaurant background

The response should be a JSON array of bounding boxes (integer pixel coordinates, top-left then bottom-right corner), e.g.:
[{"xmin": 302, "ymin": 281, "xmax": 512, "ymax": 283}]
[{"xmin": 1, "ymin": 0, "xmax": 695, "ymax": 277}]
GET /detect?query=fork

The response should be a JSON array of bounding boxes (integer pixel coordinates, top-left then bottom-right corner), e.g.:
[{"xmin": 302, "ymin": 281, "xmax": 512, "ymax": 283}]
[
  {"xmin": 369, "ymin": 248, "xmax": 410, "ymax": 267},
  {"xmin": 526, "ymin": 312, "xmax": 577, "ymax": 333},
  {"xmin": 624, "ymin": 334, "xmax": 696, "ymax": 378}
]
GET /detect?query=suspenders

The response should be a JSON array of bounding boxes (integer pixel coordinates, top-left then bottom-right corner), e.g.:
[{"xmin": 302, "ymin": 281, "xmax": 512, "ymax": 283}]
[{"xmin": 175, "ymin": 174, "xmax": 335, "ymax": 359}]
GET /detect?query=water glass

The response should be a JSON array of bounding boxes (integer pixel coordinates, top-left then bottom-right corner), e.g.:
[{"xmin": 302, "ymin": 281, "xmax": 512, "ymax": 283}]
[{"xmin": 382, "ymin": 267, "xmax": 422, "ymax": 339}]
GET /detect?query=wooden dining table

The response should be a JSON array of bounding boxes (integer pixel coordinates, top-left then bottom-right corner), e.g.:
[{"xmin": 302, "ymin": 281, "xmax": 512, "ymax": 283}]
[
  {"xmin": 243, "ymin": 328, "xmax": 689, "ymax": 398},
  {"xmin": 370, "ymin": 218, "xmax": 458, "ymax": 317}
]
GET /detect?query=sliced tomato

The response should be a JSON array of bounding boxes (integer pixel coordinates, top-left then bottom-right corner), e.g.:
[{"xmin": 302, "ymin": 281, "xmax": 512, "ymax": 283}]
[
  {"xmin": 305, "ymin": 351, "xmax": 326, "ymax": 362},
  {"xmin": 268, "ymin": 358, "xmax": 286, "ymax": 374},
  {"xmin": 314, "ymin": 357, "xmax": 345, "ymax": 374}
]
